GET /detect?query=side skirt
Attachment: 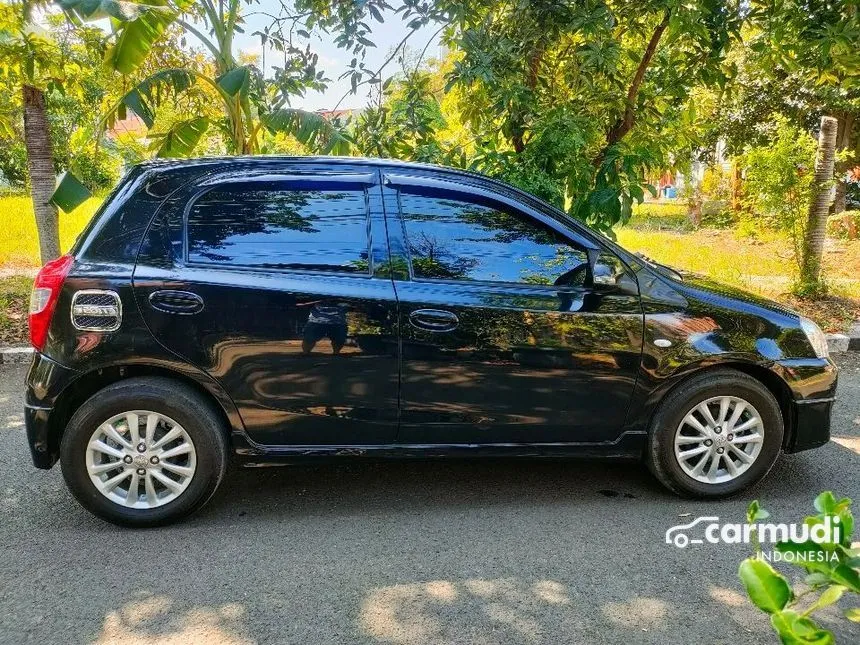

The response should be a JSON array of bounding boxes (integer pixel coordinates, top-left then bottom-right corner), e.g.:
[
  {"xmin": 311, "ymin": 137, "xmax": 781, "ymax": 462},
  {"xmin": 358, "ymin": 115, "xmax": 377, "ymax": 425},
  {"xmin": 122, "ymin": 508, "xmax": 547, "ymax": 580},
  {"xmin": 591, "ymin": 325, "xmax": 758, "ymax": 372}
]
[{"xmin": 231, "ymin": 431, "xmax": 647, "ymax": 466}]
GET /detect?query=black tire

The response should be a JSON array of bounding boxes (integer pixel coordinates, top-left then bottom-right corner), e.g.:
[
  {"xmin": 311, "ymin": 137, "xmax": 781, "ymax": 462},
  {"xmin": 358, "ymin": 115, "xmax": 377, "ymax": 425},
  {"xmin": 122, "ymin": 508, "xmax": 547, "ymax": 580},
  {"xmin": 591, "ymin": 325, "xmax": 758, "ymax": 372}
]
[
  {"xmin": 646, "ymin": 369, "xmax": 784, "ymax": 498},
  {"xmin": 60, "ymin": 377, "xmax": 228, "ymax": 527}
]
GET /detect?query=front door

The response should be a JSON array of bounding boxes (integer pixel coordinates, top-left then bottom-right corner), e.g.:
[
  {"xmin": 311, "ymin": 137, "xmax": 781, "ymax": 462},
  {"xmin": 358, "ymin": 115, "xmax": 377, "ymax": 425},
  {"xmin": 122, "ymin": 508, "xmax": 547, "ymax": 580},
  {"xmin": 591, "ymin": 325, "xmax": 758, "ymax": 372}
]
[
  {"xmin": 382, "ymin": 174, "xmax": 644, "ymax": 445},
  {"xmin": 134, "ymin": 169, "xmax": 400, "ymax": 446}
]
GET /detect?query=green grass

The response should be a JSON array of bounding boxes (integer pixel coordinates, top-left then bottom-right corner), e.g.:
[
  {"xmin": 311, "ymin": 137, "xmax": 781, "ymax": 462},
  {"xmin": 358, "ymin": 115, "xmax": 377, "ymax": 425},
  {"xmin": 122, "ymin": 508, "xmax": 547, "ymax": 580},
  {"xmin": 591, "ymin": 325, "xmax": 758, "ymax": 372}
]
[
  {"xmin": 629, "ymin": 201, "xmax": 692, "ymax": 231},
  {"xmin": 0, "ymin": 194, "xmax": 102, "ymax": 267},
  {"xmin": 0, "ymin": 275, "xmax": 32, "ymax": 346},
  {"xmin": 616, "ymin": 228, "xmax": 793, "ymax": 286}
]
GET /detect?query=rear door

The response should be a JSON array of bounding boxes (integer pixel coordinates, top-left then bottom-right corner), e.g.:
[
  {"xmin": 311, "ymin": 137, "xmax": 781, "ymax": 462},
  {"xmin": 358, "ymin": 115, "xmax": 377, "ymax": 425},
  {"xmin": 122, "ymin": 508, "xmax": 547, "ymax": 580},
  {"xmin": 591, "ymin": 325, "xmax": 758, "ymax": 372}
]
[
  {"xmin": 134, "ymin": 167, "xmax": 399, "ymax": 446},
  {"xmin": 382, "ymin": 173, "xmax": 644, "ymax": 445}
]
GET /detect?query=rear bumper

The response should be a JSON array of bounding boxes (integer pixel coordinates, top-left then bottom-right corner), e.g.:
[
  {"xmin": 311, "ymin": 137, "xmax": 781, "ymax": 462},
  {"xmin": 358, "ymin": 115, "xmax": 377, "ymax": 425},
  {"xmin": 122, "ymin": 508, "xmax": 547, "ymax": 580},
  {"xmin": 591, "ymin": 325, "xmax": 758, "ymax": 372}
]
[
  {"xmin": 25, "ymin": 352, "xmax": 79, "ymax": 469},
  {"xmin": 25, "ymin": 404, "xmax": 55, "ymax": 468}
]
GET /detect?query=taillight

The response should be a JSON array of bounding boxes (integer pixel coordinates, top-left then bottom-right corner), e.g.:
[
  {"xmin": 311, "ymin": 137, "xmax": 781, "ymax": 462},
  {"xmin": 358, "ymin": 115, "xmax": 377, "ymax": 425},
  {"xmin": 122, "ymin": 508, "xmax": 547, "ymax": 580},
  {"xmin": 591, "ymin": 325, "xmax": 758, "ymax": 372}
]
[{"xmin": 29, "ymin": 254, "xmax": 74, "ymax": 351}]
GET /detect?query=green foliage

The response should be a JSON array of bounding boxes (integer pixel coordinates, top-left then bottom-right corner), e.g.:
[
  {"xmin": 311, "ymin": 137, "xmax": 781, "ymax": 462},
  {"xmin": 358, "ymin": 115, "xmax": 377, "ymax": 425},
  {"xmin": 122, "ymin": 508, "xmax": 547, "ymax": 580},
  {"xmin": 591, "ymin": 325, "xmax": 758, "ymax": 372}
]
[
  {"xmin": 68, "ymin": 147, "xmax": 119, "ymax": 191},
  {"xmin": 748, "ymin": 1, "xmax": 860, "ymax": 90},
  {"xmin": 741, "ymin": 118, "xmax": 817, "ymax": 275},
  {"xmin": 334, "ymin": 0, "xmax": 744, "ymax": 233},
  {"xmin": 0, "ymin": 141, "xmax": 28, "ymax": 187},
  {"xmin": 103, "ymin": 0, "xmax": 181, "ymax": 74},
  {"xmin": 739, "ymin": 559, "xmax": 792, "ymax": 614},
  {"xmin": 701, "ymin": 166, "xmax": 733, "ymax": 203},
  {"xmin": 353, "ymin": 69, "xmax": 446, "ymax": 162},
  {"xmin": 738, "ymin": 494, "xmax": 860, "ymax": 644},
  {"xmin": 701, "ymin": 206, "xmax": 738, "ymax": 229},
  {"xmin": 263, "ymin": 108, "xmax": 352, "ymax": 155},
  {"xmin": 149, "ymin": 115, "xmax": 209, "ymax": 157},
  {"xmin": 0, "ymin": 6, "xmax": 124, "ymax": 191},
  {"xmin": 59, "ymin": 0, "xmax": 350, "ymax": 160}
]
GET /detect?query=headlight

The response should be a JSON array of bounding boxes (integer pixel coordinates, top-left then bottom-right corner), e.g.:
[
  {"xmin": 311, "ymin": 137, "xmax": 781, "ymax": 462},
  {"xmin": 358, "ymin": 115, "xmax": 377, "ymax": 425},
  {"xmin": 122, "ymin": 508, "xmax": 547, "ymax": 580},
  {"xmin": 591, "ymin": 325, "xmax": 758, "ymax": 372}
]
[{"xmin": 800, "ymin": 317, "xmax": 829, "ymax": 359}]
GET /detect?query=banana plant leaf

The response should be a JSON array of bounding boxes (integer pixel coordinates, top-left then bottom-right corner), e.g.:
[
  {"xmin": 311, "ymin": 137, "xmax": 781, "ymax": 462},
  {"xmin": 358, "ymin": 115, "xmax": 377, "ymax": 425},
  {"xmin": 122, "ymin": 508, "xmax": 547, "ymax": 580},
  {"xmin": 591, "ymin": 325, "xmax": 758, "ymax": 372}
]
[
  {"xmin": 50, "ymin": 171, "xmax": 92, "ymax": 213},
  {"xmin": 104, "ymin": 0, "xmax": 178, "ymax": 74},
  {"xmin": 217, "ymin": 66, "xmax": 251, "ymax": 98},
  {"xmin": 106, "ymin": 68, "xmax": 197, "ymax": 129},
  {"xmin": 149, "ymin": 116, "xmax": 210, "ymax": 157},
  {"xmin": 57, "ymin": 0, "xmax": 166, "ymax": 22},
  {"xmin": 262, "ymin": 109, "xmax": 353, "ymax": 155}
]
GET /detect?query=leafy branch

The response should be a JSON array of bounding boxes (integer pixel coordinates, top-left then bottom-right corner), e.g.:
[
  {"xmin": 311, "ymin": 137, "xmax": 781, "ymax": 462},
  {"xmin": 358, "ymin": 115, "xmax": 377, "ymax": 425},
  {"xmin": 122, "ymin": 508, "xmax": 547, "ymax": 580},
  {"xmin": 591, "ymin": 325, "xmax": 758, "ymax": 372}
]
[{"xmin": 738, "ymin": 492, "xmax": 860, "ymax": 644}]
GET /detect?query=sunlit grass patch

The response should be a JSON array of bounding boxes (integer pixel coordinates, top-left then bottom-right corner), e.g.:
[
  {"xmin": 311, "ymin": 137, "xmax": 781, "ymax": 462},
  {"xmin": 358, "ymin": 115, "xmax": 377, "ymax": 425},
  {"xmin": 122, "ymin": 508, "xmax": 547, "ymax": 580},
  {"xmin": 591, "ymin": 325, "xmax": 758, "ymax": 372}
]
[{"xmin": 0, "ymin": 193, "xmax": 102, "ymax": 267}]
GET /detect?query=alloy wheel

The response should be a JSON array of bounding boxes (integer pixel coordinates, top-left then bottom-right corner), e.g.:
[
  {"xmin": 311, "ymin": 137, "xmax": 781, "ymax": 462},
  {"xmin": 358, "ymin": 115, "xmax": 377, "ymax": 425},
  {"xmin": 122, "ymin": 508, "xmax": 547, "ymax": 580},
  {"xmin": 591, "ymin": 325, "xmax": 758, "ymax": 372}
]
[
  {"xmin": 85, "ymin": 410, "xmax": 197, "ymax": 509},
  {"xmin": 673, "ymin": 395, "xmax": 764, "ymax": 484}
]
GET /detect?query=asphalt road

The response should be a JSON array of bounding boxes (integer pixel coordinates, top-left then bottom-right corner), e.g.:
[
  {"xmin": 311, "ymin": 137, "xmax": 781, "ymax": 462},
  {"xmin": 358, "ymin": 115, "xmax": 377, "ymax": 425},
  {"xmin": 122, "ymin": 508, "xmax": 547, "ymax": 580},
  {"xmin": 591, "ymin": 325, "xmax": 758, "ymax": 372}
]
[{"xmin": 1, "ymin": 358, "xmax": 859, "ymax": 645}]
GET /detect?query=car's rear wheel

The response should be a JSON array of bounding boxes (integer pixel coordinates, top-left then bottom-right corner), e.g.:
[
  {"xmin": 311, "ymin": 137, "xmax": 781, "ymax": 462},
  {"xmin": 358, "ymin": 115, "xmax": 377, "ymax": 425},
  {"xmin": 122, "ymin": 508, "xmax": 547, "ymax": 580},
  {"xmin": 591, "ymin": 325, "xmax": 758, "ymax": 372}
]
[
  {"xmin": 60, "ymin": 377, "xmax": 228, "ymax": 527},
  {"xmin": 646, "ymin": 369, "xmax": 784, "ymax": 498}
]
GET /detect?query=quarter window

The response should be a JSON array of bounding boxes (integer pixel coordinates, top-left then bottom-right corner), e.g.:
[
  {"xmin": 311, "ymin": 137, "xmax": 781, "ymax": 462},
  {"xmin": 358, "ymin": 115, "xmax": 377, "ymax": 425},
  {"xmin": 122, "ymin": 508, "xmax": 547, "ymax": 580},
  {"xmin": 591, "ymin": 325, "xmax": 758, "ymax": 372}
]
[
  {"xmin": 399, "ymin": 193, "xmax": 590, "ymax": 286},
  {"xmin": 186, "ymin": 184, "xmax": 370, "ymax": 273}
]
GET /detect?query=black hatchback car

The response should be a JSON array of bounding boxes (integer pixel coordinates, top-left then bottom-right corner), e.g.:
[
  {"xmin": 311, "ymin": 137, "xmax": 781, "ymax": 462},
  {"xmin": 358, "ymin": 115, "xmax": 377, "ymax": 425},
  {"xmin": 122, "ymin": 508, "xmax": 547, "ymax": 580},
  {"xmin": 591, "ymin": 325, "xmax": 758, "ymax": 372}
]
[{"xmin": 25, "ymin": 157, "xmax": 837, "ymax": 526}]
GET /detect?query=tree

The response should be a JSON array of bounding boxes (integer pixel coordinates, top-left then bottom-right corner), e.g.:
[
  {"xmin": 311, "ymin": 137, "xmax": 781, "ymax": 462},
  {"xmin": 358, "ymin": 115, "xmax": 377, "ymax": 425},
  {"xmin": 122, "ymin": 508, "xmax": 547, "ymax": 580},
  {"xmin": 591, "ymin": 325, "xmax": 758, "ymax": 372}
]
[
  {"xmin": 748, "ymin": 0, "xmax": 860, "ymax": 216},
  {"xmin": 1, "ymin": 12, "xmax": 129, "ymax": 192},
  {"xmin": 0, "ymin": 1, "xmax": 69, "ymax": 262},
  {"xmin": 799, "ymin": 116, "xmax": 839, "ymax": 295},
  {"xmin": 740, "ymin": 118, "xmax": 818, "ymax": 286},
  {"xmin": 308, "ymin": 0, "xmax": 743, "ymax": 233},
  {"xmin": 57, "ymin": 0, "xmax": 349, "ymax": 183}
]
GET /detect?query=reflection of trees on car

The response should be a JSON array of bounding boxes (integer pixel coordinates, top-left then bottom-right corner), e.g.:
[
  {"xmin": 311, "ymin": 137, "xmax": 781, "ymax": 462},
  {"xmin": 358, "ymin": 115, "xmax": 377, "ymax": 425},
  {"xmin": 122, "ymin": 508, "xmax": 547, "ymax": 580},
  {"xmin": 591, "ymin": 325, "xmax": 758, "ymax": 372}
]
[
  {"xmin": 189, "ymin": 188, "xmax": 318, "ymax": 260},
  {"xmin": 188, "ymin": 189, "xmax": 369, "ymax": 272},
  {"xmin": 404, "ymin": 197, "xmax": 587, "ymax": 285},
  {"xmin": 408, "ymin": 231, "xmax": 478, "ymax": 279}
]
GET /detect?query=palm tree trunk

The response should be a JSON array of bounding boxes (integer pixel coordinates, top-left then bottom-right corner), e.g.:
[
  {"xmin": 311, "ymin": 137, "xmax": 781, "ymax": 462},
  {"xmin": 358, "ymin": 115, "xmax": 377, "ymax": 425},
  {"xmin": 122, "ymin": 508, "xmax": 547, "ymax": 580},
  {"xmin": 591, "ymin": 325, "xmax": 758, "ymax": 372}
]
[
  {"xmin": 22, "ymin": 84, "xmax": 60, "ymax": 263},
  {"xmin": 798, "ymin": 116, "xmax": 838, "ymax": 295}
]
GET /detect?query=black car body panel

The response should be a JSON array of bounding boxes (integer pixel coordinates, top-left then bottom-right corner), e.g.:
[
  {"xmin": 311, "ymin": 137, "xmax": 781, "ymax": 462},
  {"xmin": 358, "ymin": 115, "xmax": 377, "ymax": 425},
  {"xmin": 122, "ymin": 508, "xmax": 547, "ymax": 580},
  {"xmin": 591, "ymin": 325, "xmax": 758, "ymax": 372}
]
[{"xmin": 25, "ymin": 157, "xmax": 837, "ymax": 470}]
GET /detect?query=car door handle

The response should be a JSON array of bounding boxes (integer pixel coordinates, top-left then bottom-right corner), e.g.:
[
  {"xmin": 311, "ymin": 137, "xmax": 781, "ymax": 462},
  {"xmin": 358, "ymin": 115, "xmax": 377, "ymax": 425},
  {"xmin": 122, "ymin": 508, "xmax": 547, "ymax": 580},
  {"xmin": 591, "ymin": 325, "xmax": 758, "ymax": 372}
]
[
  {"xmin": 409, "ymin": 309, "xmax": 459, "ymax": 332},
  {"xmin": 149, "ymin": 290, "xmax": 205, "ymax": 315}
]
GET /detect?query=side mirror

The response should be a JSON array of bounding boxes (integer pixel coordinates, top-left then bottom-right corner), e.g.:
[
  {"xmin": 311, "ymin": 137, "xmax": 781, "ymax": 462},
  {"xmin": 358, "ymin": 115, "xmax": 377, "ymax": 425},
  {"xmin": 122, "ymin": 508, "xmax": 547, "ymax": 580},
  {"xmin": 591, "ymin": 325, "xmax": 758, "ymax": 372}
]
[
  {"xmin": 592, "ymin": 266, "xmax": 617, "ymax": 288},
  {"xmin": 587, "ymin": 248, "xmax": 621, "ymax": 290}
]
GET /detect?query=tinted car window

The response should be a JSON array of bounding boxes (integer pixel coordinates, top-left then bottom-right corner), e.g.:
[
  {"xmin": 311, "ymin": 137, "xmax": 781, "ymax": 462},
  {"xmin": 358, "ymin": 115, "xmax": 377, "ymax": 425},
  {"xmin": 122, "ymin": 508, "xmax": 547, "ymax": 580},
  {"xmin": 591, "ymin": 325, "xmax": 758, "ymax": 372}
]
[
  {"xmin": 187, "ymin": 185, "xmax": 369, "ymax": 273},
  {"xmin": 399, "ymin": 192, "xmax": 589, "ymax": 286}
]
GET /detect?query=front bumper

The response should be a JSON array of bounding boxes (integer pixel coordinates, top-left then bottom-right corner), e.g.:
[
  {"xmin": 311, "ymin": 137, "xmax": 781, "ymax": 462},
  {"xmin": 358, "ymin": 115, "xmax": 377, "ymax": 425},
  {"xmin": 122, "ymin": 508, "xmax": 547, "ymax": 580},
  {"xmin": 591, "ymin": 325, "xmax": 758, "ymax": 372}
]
[
  {"xmin": 786, "ymin": 397, "xmax": 835, "ymax": 453},
  {"xmin": 773, "ymin": 357, "xmax": 838, "ymax": 454},
  {"xmin": 25, "ymin": 352, "xmax": 79, "ymax": 469}
]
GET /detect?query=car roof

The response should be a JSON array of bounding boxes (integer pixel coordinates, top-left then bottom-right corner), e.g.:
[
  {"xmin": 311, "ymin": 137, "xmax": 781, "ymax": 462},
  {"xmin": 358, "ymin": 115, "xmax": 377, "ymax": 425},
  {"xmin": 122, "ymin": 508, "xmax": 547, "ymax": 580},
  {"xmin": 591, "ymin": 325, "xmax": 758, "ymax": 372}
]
[
  {"xmin": 134, "ymin": 156, "xmax": 573, "ymax": 230},
  {"xmin": 136, "ymin": 155, "xmax": 489, "ymax": 183}
]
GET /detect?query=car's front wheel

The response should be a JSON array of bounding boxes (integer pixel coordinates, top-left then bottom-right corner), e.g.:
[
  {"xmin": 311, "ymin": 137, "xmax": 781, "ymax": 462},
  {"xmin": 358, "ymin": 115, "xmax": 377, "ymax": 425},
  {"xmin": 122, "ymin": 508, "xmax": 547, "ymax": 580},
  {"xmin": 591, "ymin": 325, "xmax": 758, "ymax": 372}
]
[
  {"xmin": 60, "ymin": 377, "xmax": 228, "ymax": 527},
  {"xmin": 646, "ymin": 369, "xmax": 784, "ymax": 498}
]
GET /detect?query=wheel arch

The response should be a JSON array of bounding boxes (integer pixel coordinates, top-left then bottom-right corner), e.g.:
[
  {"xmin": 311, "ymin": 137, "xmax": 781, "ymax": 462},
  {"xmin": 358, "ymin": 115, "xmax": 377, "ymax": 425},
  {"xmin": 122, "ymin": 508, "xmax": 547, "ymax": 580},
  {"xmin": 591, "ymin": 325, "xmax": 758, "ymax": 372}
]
[
  {"xmin": 643, "ymin": 360, "xmax": 795, "ymax": 450},
  {"xmin": 47, "ymin": 363, "xmax": 244, "ymax": 461}
]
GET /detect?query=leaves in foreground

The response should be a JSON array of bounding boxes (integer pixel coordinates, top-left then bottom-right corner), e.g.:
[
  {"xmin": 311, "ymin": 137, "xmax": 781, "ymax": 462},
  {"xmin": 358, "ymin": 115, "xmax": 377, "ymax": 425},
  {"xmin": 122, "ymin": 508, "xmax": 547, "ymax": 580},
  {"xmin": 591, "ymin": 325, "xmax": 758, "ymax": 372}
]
[{"xmin": 738, "ymin": 493, "xmax": 859, "ymax": 644}]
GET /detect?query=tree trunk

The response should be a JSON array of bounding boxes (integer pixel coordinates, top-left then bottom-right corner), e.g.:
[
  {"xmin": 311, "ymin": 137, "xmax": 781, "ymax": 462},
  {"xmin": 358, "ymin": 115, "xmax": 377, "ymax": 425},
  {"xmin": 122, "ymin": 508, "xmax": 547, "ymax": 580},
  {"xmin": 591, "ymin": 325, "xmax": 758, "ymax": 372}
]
[
  {"xmin": 799, "ymin": 116, "xmax": 838, "ymax": 295},
  {"xmin": 730, "ymin": 160, "xmax": 743, "ymax": 213},
  {"xmin": 592, "ymin": 9, "xmax": 671, "ymax": 168},
  {"xmin": 509, "ymin": 46, "xmax": 544, "ymax": 154},
  {"xmin": 22, "ymin": 85, "xmax": 60, "ymax": 263}
]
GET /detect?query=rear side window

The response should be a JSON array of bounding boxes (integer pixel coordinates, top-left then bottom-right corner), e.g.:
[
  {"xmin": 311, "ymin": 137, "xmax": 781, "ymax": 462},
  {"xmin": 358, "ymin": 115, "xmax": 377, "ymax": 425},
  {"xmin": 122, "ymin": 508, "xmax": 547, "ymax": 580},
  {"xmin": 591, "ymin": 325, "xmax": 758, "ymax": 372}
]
[
  {"xmin": 186, "ymin": 184, "xmax": 370, "ymax": 273},
  {"xmin": 399, "ymin": 192, "xmax": 590, "ymax": 286}
]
